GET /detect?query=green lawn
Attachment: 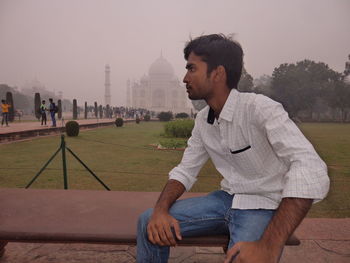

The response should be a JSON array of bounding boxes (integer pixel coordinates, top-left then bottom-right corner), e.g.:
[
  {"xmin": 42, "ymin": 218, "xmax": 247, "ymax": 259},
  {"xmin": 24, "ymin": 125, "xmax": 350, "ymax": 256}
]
[
  {"xmin": 0, "ymin": 122, "xmax": 349, "ymax": 217},
  {"xmin": 299, "ymin": 123, "xmax": 350, "ymax": 217}
]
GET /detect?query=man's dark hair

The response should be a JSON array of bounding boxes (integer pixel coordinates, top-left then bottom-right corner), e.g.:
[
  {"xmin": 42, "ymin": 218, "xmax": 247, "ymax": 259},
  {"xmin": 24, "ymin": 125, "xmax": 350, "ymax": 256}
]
[
  {"xmin": 49, "ymin": 98, "xmax": 53, "ymax": 102},
  {"xmin": 184, "ymin": 34, "xmax": 243, "ymax": 90}
]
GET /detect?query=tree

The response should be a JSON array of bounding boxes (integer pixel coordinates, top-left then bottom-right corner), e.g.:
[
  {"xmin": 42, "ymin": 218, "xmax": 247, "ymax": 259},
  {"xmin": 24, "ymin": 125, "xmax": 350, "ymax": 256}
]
[
  {"xmin": 327, "ymin": 80, "xmax": 350, "ymax": 122},
  {"xmin": 6, "ymin": 92, "xmax": 15, "ymax": 122},
  {"xmin": 57, "ymin": 99, "xmax": 62, "ymax": 119},
  {"xmin": 238, "ymin": 68, "xmax": 254, "ymax": 92},
  {"xmin": 73, "ymin": 99, "xmax": 78, "ymax": 120},
  {"xmin": 1, "ymin": 84, "xmax": 31, "ymax": 114},
  {"xmin": 158, "ymin": 111, "xmax": 173, "ymax": 121},
  {"xmin": 175, "ymin": 112, "xmax": 189, "ymax": 118},
  {"xmin": 271, "ymin": 60, "xmax": 341, "ymax": 118},
  {"xmin": 254, "ymin": 74, "xmax": 273, "ymax": 97},
  {"xmin": 34, "ymin": 93, "xmax": 41, "ymax": 120}
]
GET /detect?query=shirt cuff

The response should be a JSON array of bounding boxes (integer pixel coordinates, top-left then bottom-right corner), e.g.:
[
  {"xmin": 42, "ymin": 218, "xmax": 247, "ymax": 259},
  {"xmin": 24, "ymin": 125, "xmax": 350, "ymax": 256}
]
[
  {"xmin": 282, "ymin": 167, "xmax": 330, "ymax": 203},
  {"xmin": 168, "ymin": 167, "xmax": 197, "ymax": 191}
]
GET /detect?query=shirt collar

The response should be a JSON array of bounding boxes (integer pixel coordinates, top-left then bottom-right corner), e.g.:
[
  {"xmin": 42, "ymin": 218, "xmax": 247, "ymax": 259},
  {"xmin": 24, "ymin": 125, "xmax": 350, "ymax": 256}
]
[{"xmin": 206, "ymin": 89, "xmax": 239, "ymax": 125}]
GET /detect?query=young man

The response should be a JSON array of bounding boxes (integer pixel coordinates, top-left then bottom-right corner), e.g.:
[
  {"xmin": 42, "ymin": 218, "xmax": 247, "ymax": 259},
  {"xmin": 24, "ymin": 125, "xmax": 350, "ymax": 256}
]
[
  {"xmin": 48, "ymin": 98, "xmax": 56, "ymax": 127},
  {"xmin": 137, "ymin": 34, "xmax": 329, "ymax": 263},
  {"xmin": 1, "ymin": 100, "xmax": 11, "ymax": 127},
  {"xmin": 40, "ymin": 100, "xmax": 47, "ymax": 126}
]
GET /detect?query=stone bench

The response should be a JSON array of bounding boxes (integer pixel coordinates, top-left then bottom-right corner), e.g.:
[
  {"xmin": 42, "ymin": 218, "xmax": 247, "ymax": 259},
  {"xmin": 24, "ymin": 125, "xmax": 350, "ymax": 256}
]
[{"xmin": 0, "ymin": 188, "xmax": 300, "ymax": 258}]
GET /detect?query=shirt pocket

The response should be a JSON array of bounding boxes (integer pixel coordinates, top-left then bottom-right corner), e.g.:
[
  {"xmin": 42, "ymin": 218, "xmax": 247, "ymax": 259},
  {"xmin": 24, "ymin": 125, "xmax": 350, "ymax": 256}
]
[{"xmin": 228, "ymin": 145, "xmax": 261, "ymax": 176}]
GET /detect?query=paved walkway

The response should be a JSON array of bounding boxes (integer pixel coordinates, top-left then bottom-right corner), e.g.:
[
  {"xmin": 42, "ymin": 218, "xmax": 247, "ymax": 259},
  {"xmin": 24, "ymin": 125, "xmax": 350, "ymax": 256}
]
[
  {"xmin": 0, "ymin": 118, "xmax": 118, "ymax": 143},
  {"xmin": 0, "ymin": 218, "xmax": 349, "ymax": 262},
  {"xmin": 0, "ymin": 118, "xmax": 115, "ymax": 135}
]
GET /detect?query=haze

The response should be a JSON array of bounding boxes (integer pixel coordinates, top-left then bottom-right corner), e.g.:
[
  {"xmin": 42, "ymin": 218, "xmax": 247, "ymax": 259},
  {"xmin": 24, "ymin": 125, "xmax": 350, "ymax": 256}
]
[{"xmin": 0, "ymin": 0, "xmax": 349, "ymax": 106}]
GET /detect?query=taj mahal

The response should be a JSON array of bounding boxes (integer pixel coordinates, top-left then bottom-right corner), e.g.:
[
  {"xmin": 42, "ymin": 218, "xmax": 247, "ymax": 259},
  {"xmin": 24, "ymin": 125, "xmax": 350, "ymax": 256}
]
[{"xmin": 126, "ymin": 54, "xmax": 191, "ymax": 114}]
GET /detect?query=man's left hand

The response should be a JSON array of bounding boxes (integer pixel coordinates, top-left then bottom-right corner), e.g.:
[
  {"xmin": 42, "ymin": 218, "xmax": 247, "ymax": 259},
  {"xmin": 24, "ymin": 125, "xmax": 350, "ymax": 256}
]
[{"xmin": 224, "ymin": 240, "xmax": 282, "ymax": 263}]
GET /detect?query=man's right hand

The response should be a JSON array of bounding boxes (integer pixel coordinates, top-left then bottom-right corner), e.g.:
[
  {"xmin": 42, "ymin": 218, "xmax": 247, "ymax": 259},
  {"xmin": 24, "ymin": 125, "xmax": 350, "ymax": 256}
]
[{"xmin": 147, "ymin": 210, "xmax": 182, "ymax": 247}]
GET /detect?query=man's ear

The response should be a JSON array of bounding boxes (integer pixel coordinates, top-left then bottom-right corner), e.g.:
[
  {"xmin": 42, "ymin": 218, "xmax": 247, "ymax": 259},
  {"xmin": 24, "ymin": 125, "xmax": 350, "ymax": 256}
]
[{"xmin": 213, "ymin": 65, "xmax": 226, "ymax": 83}]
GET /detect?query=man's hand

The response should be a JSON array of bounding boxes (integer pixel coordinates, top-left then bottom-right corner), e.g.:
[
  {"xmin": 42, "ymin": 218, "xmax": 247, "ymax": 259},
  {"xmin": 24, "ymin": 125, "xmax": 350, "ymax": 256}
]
[
  {"xmin": 146, "ymin": 179, "xmax": 185, "ymax": 246},
  {"xmin": 147, "ymin": 210, "xmax": 182, "ymax": 247},
  {"xmin": 224, "ymin": 240, "xmax": 282, "ymax": 263}
]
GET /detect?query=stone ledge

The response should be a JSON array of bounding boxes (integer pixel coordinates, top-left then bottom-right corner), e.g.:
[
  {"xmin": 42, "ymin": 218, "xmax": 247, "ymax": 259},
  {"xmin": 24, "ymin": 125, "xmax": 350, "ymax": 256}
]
[{"xmin": 1, "ymin": 240, "xmax": 349, "ymax": 263}]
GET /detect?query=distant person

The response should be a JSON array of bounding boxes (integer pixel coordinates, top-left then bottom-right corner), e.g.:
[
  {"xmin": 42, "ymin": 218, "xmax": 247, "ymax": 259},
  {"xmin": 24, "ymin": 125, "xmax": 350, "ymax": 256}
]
[
  {"xmin": 40, "ymin": 100, "xmax": 47, "ymax": 126},
  {"xmin": 136, "ymin": 34, "xmax": 330, "ymax": 263},
  {"xmin": 15, "ymin": 109, "xmax": 22, "ymax": 122},
  {"xmin": 1, "ymin": 100, "xmax": 11, "ymax": 127},
  {"xmin": 48, "ymin": 98, "xmax": 56, "ymax": 127}
]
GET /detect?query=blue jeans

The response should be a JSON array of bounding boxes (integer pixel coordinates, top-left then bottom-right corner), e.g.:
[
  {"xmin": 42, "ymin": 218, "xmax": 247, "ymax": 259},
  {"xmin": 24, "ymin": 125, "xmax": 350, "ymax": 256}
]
[
  {"xmin": 1, "ymin": 112, "xmax": 9, "ymax": 126},
  {"xmin": 137, "ymin": 190, "xmax": 275, "ymax": 263},
  {"xmin": 50, "ymin": 112, "xmax": 56, "ymax": 127}
]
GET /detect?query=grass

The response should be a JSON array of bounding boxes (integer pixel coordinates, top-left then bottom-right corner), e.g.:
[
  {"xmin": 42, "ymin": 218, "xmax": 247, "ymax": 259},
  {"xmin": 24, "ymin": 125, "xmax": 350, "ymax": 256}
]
[
  {"xmin": 298, "ymin": 123, "xmax": 350, "ymax": 217},
  {"xmin": 0, "ymin": 122, "xmax": 349, "ymax": 218}
]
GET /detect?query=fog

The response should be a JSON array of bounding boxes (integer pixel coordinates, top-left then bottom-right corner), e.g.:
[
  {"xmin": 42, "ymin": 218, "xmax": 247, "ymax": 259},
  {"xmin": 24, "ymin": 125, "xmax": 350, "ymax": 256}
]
[{"xmin": 0, "ymin": 0, "xmax": 349, "ymax": 106}]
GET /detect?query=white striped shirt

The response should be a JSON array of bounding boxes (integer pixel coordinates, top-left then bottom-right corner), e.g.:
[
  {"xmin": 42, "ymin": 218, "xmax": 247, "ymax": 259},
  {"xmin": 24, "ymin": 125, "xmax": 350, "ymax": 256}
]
[{"xmin": 169, "ymin": 89, "xmax": 330, "ymax": 209}]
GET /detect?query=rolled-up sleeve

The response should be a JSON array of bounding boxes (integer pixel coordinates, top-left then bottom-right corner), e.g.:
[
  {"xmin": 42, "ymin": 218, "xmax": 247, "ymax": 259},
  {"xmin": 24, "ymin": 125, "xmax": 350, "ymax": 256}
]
[
  {"xmin": 255, "ymin": 97, "xmax": 330, "ymax": 203},
  {"xmin": 168, "ymin": 116, "xmax": 209, "ymax": 191}
]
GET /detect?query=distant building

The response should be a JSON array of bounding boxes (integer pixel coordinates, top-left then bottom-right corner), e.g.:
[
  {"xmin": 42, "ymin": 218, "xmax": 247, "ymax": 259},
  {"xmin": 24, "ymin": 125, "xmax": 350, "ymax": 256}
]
[
  {"xmin": 127, "ymin": 54, "xmax": 191, "ymax": 114},
  {"xmin": 21, "ymin": 79, "xmax": 55, "ymax": 98}
]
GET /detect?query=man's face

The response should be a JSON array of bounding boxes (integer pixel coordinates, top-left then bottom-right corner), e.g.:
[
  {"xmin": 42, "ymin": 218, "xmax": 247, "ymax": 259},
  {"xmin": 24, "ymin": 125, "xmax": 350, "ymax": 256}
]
[{"xmin": 183, "ymin": 52, "xmax": 214, "ymax": 100}]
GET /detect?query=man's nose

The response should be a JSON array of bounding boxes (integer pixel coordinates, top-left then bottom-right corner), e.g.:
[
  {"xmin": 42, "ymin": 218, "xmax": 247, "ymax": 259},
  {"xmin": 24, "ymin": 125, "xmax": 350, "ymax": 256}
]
[{"xmin": 183, "ymin": 73, "xmax": 189, "ymax": 84}]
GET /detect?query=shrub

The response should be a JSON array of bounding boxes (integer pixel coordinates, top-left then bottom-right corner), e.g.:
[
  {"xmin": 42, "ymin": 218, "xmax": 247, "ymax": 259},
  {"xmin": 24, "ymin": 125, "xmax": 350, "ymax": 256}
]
[
  {"xmin": 164, "ymin": 119, "xmax": 194, "ymax": 138},
  {"xmin": 159, "ymin": 138, "xmax": 187, "ymax": 149},
  {"xmin": 175, "ymin": 112, "xmax": 189, "ymax": 119},
  {"xmin": 115, "ymin": 118, "xmax": 124, "ymax": 127},
  {"xmin": 136, "ymin": 116, "xmax": 140, "ymax": 124},
  {"xmin": 144, "ymin": 114, "xmax": 151, "ymax": 121},
  {"xmin": 158, "ymin": 111, "xmax": 173, "ymax": 122},
  {"xmin": 65, "ymin": 121, "xmax": 79, "ymax": 137}
]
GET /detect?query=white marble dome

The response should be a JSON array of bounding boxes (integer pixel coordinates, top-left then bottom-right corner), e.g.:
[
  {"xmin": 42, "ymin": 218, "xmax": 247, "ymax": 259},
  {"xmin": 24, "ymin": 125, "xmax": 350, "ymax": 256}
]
[
  {"xmin": 140, "ymin": 74, "xmax": 149, "ymax": 83},
  {"xmin": 149, "ymin": 55, "xmax": 174, "ymax": 76}
]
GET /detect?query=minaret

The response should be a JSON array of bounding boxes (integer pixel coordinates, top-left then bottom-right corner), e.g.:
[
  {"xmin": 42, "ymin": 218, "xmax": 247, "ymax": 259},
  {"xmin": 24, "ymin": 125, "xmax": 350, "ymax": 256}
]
[
  {"xmin": 126, "ymin": 79, "xmax": 131, "ymax": 107},
  {"xmin": 104, "ymin": 64, "xmax": 111, "ymax": 106}
]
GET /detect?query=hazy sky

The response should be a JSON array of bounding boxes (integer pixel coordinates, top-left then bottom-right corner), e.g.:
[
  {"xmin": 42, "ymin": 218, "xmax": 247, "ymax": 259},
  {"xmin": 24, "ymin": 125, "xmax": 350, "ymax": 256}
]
[{"xmin": 0, "ymin": 0, "xmax": 349, "ymax": 105}]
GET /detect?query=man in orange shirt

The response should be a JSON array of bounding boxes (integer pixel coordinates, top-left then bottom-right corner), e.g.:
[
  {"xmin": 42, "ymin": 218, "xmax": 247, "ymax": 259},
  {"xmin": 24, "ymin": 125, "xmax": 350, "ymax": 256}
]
[{"xmin": 1, "ymin": 100, "xmax": 11, "ymax": 127}]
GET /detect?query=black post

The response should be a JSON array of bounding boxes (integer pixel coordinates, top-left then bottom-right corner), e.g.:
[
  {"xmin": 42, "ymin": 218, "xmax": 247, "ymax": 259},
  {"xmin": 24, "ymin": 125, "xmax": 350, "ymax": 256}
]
[{"xmin": 61, "ymin": 135, "xmax": 68, "ymax": 189}]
